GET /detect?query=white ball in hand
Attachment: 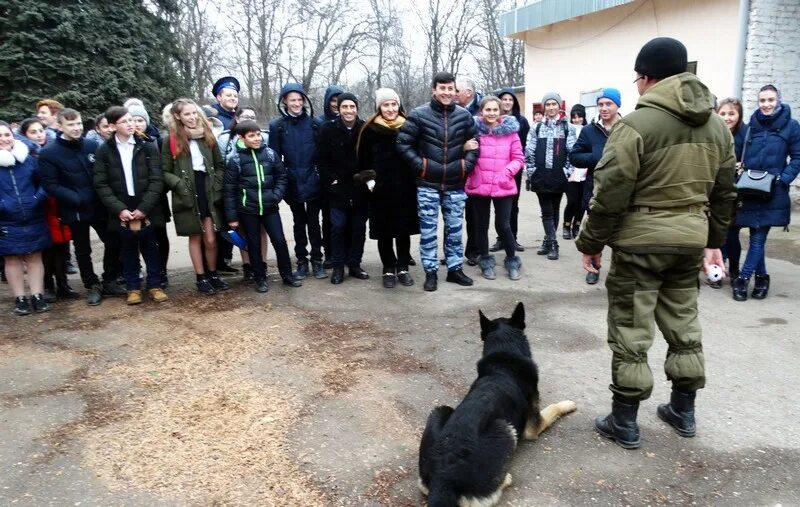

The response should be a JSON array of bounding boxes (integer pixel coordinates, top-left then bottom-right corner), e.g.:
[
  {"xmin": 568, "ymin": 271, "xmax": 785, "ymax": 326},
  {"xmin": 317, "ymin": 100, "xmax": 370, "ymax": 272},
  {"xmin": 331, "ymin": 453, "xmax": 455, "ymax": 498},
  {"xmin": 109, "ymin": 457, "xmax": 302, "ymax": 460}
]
[{"xmin": 706, "ymin": 264, "xmax": 724, "ymax": 283}]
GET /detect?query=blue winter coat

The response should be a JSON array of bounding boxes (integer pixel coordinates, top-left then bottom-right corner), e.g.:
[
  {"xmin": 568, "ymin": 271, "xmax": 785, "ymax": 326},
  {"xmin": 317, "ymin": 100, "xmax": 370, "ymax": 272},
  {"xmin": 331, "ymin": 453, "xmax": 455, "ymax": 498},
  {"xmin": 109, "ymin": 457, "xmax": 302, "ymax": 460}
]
[
  {"xmin": 39, "ymin": 135, "xmax": 102, "ymax": 224},
  {"xmin": 568, "ymin": 119, "xmax": 613, "ymax": 210},
  {"xmin": 212, "ymin": 102, "xmax": 237, "ymax": 130},
  {"xmin": 0, "ymin": 141, "xmax": 51, "ymax": 256},
  {"xmin": 736, "ymin": 105, "xmax": 800, "ymax": 228},
  {"xmin": 268, "ymin": 83, "xmax": 320, "ymax": 203}
]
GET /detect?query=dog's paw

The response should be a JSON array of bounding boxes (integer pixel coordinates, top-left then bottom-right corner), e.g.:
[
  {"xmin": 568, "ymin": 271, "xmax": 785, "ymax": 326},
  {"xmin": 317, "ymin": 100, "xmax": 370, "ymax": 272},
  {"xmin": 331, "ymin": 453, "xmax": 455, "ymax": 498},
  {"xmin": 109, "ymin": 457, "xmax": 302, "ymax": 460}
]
[{"xmin": 558, "ymin": 400, "xmax": 578, "ymax": 414}]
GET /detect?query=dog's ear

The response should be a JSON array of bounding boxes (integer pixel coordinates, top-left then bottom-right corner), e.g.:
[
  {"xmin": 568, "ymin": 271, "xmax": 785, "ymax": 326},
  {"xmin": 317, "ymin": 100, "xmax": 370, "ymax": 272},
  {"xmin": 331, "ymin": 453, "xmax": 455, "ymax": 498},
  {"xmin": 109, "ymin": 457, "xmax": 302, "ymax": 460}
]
[
  {"xmin": 511, "ymin": 302, "xmax": 526, "ymax": 329},
  {"xmin": 479, "ymin": 309, "xmax": 491, "ymax": 339}
]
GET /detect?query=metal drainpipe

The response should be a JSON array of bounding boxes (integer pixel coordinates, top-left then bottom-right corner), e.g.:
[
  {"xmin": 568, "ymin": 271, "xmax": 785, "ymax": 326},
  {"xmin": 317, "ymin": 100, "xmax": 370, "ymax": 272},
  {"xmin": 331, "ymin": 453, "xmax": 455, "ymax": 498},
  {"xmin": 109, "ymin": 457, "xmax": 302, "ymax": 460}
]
[{"xmin": 733, "ymin": 0, "xmax": 750, "ymax": 102}]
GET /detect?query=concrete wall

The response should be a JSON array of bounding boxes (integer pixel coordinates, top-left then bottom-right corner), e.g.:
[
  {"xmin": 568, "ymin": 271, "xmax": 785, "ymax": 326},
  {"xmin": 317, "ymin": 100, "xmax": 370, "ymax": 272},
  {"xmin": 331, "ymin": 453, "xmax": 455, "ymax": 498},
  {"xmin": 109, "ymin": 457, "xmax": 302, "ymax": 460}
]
[
  {"xmin": 742, "ymin": 0, "xmax": 800, "ymax": 118},
  {"xmin": 520, "ymin": 0, "xmax": 740, "ymax": 120}
]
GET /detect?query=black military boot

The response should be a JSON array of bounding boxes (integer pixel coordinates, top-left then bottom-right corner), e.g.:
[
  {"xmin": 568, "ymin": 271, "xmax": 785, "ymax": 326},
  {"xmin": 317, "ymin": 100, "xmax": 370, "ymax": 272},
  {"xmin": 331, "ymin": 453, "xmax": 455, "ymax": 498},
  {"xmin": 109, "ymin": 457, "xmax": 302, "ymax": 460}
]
[
  {"xmin": 595, "ymin": 397, "xmax": 641, "ymax": 449},
  {"xmin": 331, "ymin": 267, "xmax": 344, "ymax": 285},
  {"xmin": 732, "ymin": 276, "xmax": 749, "ymax": 301},
  {"xmin": 537, "ymin": 238, "xmax": 551, "ymax": 255},
  {"xmin": 547, "ymin": 239, "xmax": 560, "ymax": 260},
  {"xmin": 423, "ymin": 271, "xmax": 438, "ymax": 292},
  {"xmin": 657, "ymin": 389, "xmax": 696, "ymax": 437},
  {"xmin": 751, "ymin": 274, "xmax": 770, "ymax": 299}
]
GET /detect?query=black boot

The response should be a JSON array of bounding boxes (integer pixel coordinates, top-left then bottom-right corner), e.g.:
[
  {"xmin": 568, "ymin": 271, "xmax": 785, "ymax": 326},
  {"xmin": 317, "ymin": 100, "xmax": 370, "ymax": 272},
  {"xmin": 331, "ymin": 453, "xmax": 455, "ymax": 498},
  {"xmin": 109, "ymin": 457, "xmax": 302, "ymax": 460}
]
[
  {"xmin": 732, "ymin": 276, "xmax": 749, "ymax": 301},
  {"xmin": 547, "ymin": 239, "xmax": 560, "ymax": 260},
  {"xmin": 14, "ymin": 296, "xmax": 31, "ymax": 316},
  {"xmin": 208, "ymin": 271, "xmax": 230, "ymax": 291},
  {"xmin": 331, "ymin": 267, "xmax": 344, "ymax": 285},
  {"xmin": 31, "ymin": 294, "xmax": 51, "ymax": 313},
  {"xmin": 595, "ymin": 397, "xmax": 641, "ymax": 449},
  {"xmin": 657, "ymin": 389, "xmax": 696, "ymax": 437},
  {"xmin": 489, "ymin": 239, "xmax": 503, "ymax": 252},
  {"xmin": 242, "ymin": 263, "xmax": 255, "ymax": 283},
  {"xmin": 196, "ymin": 275, "xmax": 216, "ymax": 296},
  {"xmin": 294, "ymin": 261, "xmax": 309, "ymax": 280},
  {"xmin": 751, "ymin": 274, "xmax": 770, "ymax": 299},
  {"xmin": 562, "ymin": 226, "xmax": 572, "ymax": 240},
  {"xmin": 537, "ymin": 238, "xmax": 551, "ymax": 255},
  {"xmin": 423, "ymin": 271, "xmax": 438, "ymax": 292},
  {"xmin": 43, "ymin": 279, "xmax": 57, "ymax": 303},
  {"xmin": 572, "ymin": 221, "xmax": 580, "ymax": 238}
]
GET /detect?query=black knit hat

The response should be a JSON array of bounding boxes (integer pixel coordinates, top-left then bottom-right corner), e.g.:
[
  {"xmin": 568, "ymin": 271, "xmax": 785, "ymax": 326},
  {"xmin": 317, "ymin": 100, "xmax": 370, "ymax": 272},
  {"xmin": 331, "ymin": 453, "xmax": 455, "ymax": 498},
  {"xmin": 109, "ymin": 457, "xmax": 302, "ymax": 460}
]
[
  {"xmin": 337, "ymin": 92, "xmax": 359, "ymax": 109},
  {"xmin": 634, "ymin": 37, "xmax": 688, "ymax": 79}
]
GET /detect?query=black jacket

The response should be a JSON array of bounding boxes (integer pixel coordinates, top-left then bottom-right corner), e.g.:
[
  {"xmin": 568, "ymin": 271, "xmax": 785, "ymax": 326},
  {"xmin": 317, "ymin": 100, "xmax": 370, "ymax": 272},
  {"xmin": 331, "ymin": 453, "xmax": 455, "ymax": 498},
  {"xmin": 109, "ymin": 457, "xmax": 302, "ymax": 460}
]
[
  {"xmin": 396, "ymin": 99, "xmax": 479, "ymax": 191},
  {"xmin": 498, "ymin": 88, "xmax": 531, "ymax": 150},
  {"xmin": 223, "ymin": 141, "xmax": 287, "ymax": 221},
  {"xmin": 93, "ymin": 134, "xmax": 165, "ymax": 228},
  {"xmin": 39, "ymin": 135, "xmax": 103, "ymax": 224},
  {"xmin": 569, "ymin": 120, "xmax": 613, "ymax": 210},
  {"xmin": 317, "ymin": 117, "xmax": 367, "ymax": 209}
]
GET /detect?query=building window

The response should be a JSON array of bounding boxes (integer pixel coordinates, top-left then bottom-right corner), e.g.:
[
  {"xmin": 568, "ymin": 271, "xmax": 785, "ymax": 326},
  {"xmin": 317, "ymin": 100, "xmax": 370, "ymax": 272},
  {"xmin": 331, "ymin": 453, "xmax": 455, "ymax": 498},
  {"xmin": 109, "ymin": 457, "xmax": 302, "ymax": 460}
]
[{"xmin": 687, "ymin": 61, "xmax": 698, "ymax": 74}]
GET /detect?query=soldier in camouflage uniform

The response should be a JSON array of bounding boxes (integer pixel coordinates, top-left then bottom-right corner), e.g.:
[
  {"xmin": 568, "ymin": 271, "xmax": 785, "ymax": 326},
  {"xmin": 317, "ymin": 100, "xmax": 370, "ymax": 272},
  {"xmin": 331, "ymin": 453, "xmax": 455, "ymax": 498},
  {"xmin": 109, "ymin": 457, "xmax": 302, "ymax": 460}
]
[{"xmin": 576, "ymin": 37, "xmax": 737, "ymax": 449}]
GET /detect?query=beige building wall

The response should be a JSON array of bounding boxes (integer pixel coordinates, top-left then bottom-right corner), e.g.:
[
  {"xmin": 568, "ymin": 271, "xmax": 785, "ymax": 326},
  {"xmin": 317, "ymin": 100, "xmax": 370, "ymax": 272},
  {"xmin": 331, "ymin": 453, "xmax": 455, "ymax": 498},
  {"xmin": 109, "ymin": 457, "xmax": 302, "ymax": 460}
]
[{"xmin": 521, "ymin": 0, "xmax": 740, "ymax": 120}]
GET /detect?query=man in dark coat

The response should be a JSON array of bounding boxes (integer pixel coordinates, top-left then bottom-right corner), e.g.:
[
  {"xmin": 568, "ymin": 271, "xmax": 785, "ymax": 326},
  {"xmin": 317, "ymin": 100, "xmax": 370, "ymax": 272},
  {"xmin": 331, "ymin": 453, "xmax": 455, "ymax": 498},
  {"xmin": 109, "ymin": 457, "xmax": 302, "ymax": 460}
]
[
  {"xmin": 314, "ymin": 84, "xmax": 344, "ymax": 267},
  {"xmin": 268, "ymin": 82, "xmax": 326, "ymax": 279},
  {"xmin": 317, "ymin": 93, "xmax": 370, "ymax": 284},
  {"xmin": 211, "ymin": 76, "xmax": 240, "ymax": 130},
  {"xmin": 93, "ymin": 106, "xmax": 167, "ymax": 305},
  {"xmin": 39, "ymin": 108, "xmax": 125, "ymax": 305},
  {"xmin": 397, "ymin": 71, "xmax": 479, "ymax": 292}
]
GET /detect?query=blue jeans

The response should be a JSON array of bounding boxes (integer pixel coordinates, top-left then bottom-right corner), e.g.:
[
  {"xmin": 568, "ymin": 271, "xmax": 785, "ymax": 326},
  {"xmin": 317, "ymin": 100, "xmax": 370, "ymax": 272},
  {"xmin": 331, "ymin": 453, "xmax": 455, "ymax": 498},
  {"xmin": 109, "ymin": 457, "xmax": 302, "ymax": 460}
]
[
  {"xmin": 288, "ymin": 199, "xmax": 322, "ymax": 264},
  {"xmin": 740, "ymin": 226, "xmax": 770, "ymax": 279},
  {"xmin": 417, "ymin": 187, "xmax": 467, "ymax": 273},
  {"xmin": 119, "ymin": 224, "xmax": 161, "ymax": 290},
  {"xmin": 330, "ymin": 204, "xmax": 368, "ymax": 268}
]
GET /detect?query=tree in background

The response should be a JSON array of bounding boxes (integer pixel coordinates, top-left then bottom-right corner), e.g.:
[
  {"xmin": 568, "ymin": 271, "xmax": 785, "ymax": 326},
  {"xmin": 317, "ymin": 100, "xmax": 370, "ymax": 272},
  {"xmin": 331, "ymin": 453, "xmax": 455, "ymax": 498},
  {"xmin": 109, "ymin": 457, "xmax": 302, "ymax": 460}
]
[{"xmin": 0, "ymin": 0, "xmax": 187, "ymax": 122}]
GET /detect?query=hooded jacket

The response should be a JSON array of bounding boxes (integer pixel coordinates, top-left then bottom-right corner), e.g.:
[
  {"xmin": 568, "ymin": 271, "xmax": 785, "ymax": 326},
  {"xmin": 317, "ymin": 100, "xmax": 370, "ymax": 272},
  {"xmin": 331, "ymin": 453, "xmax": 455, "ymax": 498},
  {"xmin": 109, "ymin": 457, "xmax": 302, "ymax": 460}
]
[
  {"xmin": 396, "ymin": 99, "xmax": 479, "ymax": 191},
  {"xmin": 223, "ymin": 139, "xmax": 287, "ymax": 220},
  {"xmin": 315, "ymin": 85, "xmax": 344, "ymax": 126},
  {"xmin": 268, "ymin": 83, "xmax": 320, "ymax": 202},
  {"xmin": 498, "ymin": 88, "xmax": 531, "ymax": 149},
  {"xmin": 39, "ymin": 135, "xmax": 103, "ymax": 224},
  {"xmin": 736, "ymin": 104, "xmax": 800, "ymax": 228},
  {"xmin": 576, "ymin": 72, "xmax": 737, "ymax": 255},
  {"xmin": 465, "ymin": 116, "xmax": 524, "ymax": 198},
  {"xmin": 0, "ymin": 141, "xmax": 51, "ymax": 255},
  {"xmin": 317, "ymin": 116, "xmax": 367, "ymax": 209}
]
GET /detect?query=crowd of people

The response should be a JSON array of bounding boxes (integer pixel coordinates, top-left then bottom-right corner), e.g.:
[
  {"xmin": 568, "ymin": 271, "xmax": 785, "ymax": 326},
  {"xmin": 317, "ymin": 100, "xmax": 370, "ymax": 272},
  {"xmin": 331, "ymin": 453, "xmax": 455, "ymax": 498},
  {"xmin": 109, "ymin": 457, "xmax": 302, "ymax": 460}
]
[{"xmin": 1, "ymin": 52, "xmax": 798, "ymax": 317}]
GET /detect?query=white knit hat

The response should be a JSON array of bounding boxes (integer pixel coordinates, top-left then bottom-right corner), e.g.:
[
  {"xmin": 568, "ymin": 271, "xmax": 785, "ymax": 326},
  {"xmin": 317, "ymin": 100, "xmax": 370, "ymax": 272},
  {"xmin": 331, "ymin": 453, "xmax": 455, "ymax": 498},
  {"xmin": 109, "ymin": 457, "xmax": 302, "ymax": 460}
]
[{"xmin": 375, "ymin": 88, "xmax": 401, "ymax": 109}]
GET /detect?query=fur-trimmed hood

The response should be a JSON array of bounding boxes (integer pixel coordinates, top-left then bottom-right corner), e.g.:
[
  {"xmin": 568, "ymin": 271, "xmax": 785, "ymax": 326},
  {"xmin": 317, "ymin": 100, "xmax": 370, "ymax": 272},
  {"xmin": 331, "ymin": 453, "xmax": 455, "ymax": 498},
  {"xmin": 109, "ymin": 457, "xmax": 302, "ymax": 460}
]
[
  {"xmin": 0, "ymin": 140, "xmax": 30, "ymax": 167},
  {"xmin": 475, "ymin": 115, "xmax": 520, "ymax": 136}
]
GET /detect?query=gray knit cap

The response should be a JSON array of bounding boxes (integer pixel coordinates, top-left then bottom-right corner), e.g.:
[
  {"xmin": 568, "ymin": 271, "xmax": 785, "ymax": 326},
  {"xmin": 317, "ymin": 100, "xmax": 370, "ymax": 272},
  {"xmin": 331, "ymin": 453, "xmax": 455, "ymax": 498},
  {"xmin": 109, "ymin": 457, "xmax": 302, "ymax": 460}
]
[
  {"xmin": 541, "ymin": 91, "xmax": 562, "ymax": 106},
  {"xmin": 127, "ymin": 104, "xmax": 150, "ymax": 125}
]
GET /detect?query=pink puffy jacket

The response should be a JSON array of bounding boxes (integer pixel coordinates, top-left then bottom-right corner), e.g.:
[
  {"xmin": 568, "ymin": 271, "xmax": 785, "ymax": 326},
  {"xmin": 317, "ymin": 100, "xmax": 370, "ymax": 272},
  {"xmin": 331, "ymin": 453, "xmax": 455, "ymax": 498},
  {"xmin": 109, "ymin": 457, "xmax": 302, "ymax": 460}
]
[{"xmin": 465, "ymin": 115, "xmax": 524, "ymax": 198}]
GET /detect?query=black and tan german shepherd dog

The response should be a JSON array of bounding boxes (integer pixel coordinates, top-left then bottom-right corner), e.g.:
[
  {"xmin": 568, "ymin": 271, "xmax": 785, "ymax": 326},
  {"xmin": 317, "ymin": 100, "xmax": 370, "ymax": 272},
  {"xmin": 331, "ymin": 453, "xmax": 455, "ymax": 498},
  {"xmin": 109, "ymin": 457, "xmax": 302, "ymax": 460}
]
[{"xmin": 418, "ymin": 302, "xmax": 577, "ymax": 507}]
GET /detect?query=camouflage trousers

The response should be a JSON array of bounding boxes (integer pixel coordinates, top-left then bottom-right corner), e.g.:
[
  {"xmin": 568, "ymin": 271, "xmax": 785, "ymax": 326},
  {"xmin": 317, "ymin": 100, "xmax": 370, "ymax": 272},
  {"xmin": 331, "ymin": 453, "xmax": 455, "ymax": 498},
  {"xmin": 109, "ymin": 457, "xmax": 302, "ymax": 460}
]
[
  {"xmin": 417, "ymin": 187, "xmax": 467, "ymax": 273},
  {"xmin": 605, "ymin": 250, "xmax": 706, "ymax": 400}
]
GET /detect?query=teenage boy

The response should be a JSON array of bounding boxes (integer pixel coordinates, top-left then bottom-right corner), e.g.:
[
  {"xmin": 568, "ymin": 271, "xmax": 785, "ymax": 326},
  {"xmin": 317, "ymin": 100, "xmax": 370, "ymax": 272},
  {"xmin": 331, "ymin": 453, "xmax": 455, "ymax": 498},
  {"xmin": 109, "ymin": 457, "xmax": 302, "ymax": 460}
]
[
  {"xmin": 223, "ymin": 120, "xmax": 301, "ymax": 293},
  {"xmin": 268, "ymin": 83, "xmax": 326, "ymax": 280},
  {"xmin": 93, "ymin": 106, "xmax": 168, "ymax": 304},
  {"xmin": 397, "ymin": 72, "xmax": 479, "ymax": 291},
  {"xmin": 39, "ymin": 108, "xmax": 125, "ymax": 305},
  {"xmin": 317, "ymin": 93, "xmax": 370, "ymax": 284},
  {"xmin": 314, "ymin": 84, "xmax": 344, "ymax": 268}
]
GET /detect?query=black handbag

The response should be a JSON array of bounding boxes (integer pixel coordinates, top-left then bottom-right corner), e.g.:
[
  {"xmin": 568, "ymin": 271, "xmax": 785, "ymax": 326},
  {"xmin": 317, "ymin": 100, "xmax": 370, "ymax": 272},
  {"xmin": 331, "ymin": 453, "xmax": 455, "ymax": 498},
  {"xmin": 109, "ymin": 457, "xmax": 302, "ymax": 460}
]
[{"xmin": 735, "ymin": 128, "xmax": 776, "ymax": 200}]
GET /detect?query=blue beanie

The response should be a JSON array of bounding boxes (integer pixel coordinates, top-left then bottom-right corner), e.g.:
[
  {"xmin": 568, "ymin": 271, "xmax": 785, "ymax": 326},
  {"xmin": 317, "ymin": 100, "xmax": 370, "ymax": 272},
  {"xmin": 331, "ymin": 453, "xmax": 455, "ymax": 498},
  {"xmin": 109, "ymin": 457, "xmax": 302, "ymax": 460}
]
[{"xmin": 597, "ymin": 88, "xmax": 621, "ymax": 108}]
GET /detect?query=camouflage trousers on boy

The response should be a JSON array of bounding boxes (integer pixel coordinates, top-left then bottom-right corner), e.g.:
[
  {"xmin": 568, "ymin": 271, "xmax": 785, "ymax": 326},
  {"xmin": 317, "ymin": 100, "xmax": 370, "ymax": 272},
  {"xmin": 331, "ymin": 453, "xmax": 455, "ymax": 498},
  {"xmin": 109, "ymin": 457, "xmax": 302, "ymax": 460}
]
[
  {"xmin": 417, "ymin": 187, "xmax": 467, "ymax": 273},
  {"xmin": 605, "ymin": 250, "xmax": 706, "ymax": 400}
]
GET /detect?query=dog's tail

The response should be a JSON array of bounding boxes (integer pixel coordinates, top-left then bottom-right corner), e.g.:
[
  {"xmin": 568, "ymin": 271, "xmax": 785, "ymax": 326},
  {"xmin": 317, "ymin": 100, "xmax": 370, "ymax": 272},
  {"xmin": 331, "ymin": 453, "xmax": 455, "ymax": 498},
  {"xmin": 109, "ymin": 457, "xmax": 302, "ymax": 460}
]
[{"xmin": 427, "ymin": 481, "xmax": 459, "ymax": 507}]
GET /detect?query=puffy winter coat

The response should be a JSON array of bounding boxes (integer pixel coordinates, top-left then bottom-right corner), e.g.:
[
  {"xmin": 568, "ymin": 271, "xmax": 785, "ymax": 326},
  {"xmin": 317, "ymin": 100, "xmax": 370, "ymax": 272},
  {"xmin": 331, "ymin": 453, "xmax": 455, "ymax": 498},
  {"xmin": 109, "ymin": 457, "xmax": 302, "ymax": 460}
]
[
  {"xmin": 39, "ymin": 135, "xmax": 103, "ymax": 224},
  {"xmin": 0, "ymin": 141, "xmax": 51, "ymax": 256},
  {"xmin": 318, "ymin": 117, "xmax": 367, "ymax": 209},
  {"xmin": 93, "ymin": 135, "xmax": 165, "ymax": 228},
  {"xmin": 268, "ymin": 83, "xmax": 320, "ymax": 202},
  {"xmin": 357, "ymin": 117, "xmax": 419, "ymax": 240},
  {"xmin": 396, "ymin": 99, "xmax": 479, "ymax": 191},
  {"xmin": 465, "ymin": 116, "xmax": 524, "ymax": 198},
  {"xmin": 525, "ymin": 118, "xmax": 577, "ymax": 194},
  {"xmin": 161, "ymin": 135, "xmax": 225, "ymax": 236},
  {"xmin": 211, "ymin": 102, "xmax": 237, "ymax": 131},
  {"xmin": 223, "ymin": 140, "xmax": 287, "ymax": 221},
  {"xmin": 576, "ymin": 72, "xmax": 737, "ymax": 255},
  {"xmin": 736, "ymin": 105, "xmax": 800, "ymax": 228}
]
